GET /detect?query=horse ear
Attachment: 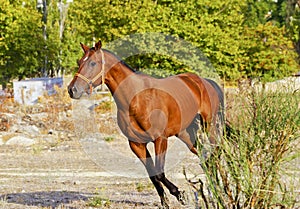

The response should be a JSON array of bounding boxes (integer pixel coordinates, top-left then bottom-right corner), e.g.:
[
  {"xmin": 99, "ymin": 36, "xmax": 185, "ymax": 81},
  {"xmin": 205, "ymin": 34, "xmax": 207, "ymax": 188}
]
[
  {"xmin": 80, "ymin": 43, "xmax": 89, "ymax": 53},
  {"xmin": 95, "ymin": 40, "xmax": 102, "ymax": 51}
]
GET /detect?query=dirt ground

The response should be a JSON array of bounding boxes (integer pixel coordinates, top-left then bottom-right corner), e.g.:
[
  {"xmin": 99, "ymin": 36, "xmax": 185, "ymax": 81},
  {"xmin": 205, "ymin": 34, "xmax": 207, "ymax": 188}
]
[
  {"xmin": 2, "ymin": 135, "xmax": 298, "ymax": 209},
  {"xmin": 0, "ymin": 87, "xmax": 207, "ymax": 209},
  {"xmin": 0, "ymin": 138, "xmax": 203, "ymax": 209}
]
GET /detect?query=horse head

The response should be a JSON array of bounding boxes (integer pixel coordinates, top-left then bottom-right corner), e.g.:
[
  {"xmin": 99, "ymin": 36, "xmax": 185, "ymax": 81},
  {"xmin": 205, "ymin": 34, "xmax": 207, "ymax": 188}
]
[{"xmin": 68, "ymin": 40, "xmax": 105, "ymax": 99}]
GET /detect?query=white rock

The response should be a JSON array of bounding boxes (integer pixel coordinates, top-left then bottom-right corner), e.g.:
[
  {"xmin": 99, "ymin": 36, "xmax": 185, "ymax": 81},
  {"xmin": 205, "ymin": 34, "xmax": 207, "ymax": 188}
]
[
  {"xmin": 28, "ymin": 125, "xmax": 40, "ymax": 135},
  {"xmin": 42, "ymin": 135, "xmax": 56, "ymax": 143},
  {"xmin": 6, "ymin": 136, "xmax": 35, "ymax": 146},
  {"xmin": 10, "ymin": 125, "xmax": 40, "ymax": 137}
]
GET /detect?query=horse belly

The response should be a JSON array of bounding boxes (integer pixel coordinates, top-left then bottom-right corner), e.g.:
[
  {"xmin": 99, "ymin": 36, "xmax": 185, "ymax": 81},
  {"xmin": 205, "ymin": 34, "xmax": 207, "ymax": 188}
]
[
  {"xmin": 129, "ymin": 91, "xmax": 175, "ymax": 140},
  {"xmin": 116, "ymin": 82, "xmax": 199, "ymax": 142},
  {"xmin": 131, "ymin": 88, "xmax": 198, "ymax": 139}
]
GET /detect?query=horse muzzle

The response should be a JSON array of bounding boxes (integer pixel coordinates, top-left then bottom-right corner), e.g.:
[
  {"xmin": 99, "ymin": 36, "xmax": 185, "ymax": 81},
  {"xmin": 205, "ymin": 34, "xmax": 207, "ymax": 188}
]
[{"xmin": 67, "ymin": 84, "xmax": 83, "ymax": 99}]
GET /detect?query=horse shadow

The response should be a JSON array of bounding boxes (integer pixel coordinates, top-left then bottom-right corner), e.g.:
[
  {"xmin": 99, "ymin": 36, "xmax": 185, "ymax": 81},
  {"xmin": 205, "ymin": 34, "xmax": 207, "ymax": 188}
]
[
  {"xmin": 0, "ymin": 191, "xmax": 158, "ymax": 208},
  {"xmin": 0, "ymin": 191, "xmax": 92, "ymax": 208}
]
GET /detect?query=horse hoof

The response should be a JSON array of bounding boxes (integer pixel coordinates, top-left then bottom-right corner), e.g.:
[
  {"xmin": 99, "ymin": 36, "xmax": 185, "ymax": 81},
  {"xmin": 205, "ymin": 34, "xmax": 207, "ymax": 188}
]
[
  {"xmin": 159, "ymin": 193, "xmax": 169, "ymax": 209},
  {"xmin": 159, "ymin": 203, "xmax": 169, "ymax": 209},
  {"xmin": 177, "ymin": 190, "xmax": 187, "ymax": 205},
  {"xmin": 159, "ymin": 200, "xmax": 169, "ymax": 209}
]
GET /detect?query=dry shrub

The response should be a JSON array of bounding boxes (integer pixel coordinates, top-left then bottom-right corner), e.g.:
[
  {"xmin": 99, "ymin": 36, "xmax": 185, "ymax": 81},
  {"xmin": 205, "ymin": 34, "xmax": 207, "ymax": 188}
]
[
  {"xmin": 38, "ymin": 85, "xmax": 74, "ymax": 132},
  {"xmin": 191, "ymin": 83, "xmax": 300, "ymax": 208}
]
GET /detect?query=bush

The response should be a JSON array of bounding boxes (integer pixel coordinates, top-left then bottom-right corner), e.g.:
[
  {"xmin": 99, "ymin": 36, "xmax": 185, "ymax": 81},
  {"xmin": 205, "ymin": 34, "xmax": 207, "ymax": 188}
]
[{"xmin": 190, "ymin": 84, "xmax": 300, "ymax": 208}]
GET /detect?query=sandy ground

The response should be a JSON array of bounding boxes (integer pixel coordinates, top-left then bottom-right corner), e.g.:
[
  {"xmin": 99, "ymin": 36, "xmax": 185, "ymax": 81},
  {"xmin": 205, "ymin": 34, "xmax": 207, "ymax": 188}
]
[
  {"xmin": 0, "ymin": 137, "xmax": 203, "ymax": 209},
  {"xmin": 1, "ymin": 138, "xmax": 299, "ymax": 209},
  {"xmin": 0, "ymin": 93, "xmax": 203, "ymax": 209}
]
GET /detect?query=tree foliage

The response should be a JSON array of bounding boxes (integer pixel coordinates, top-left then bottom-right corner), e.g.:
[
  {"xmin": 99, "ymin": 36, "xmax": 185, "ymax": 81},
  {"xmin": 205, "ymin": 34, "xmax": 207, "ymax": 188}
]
[
  {"xmin": 0, "ymin": 0, "xmax": 299, "ymax": 87},
  {"xmin": 0, "ymin": 0, "xmax": 45, "ymax": 86},
  {"xmin": 241, "ymin": 23, "xmax": 299, "ymax": 82},
  {"xmin": 66, "ymin": 0, "xmax": 299, "ymax": 83}
]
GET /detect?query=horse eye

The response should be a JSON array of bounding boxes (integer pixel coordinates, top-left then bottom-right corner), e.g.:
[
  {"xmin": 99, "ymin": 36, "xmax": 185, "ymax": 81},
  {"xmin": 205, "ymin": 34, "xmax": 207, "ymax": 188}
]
[{"xmin": 90, "ymin": 62, "xmax": 96, "ymax": 67}]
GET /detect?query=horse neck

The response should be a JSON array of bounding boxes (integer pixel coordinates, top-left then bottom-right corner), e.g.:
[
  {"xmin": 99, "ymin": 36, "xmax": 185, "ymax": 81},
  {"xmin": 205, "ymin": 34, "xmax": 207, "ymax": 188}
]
[{"xmin": 104, "ymin": 53, "xmax": 138, "ymax": 108}]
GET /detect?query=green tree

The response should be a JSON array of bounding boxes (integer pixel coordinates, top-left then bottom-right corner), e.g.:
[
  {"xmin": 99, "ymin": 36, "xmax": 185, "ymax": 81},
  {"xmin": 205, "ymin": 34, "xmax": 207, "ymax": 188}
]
[
  {"xmin": 0, "ymin": 0, "xmax": 76, "ymax": 87},
  {"xmin": 1, "ymin": 0, "xmax": 298, "ymax": 86},
  {"xmin": 244, "ymin": 0, "xmax": 282, "ymax": 27},
  {"xmin": 37, "ymin": 0, "xmax": 72, "ymax": 77},
  {"xmin": 240, "ymin": 23, "xmax": 298, "ymax": 82},
  {"xmin": 286, "ymin": 0, "xmax": 300, "ymax": 59},
  {"xmin": 67, "ymin": 0, "xmax": 299, "ymax": 83},
  {"xmin": 0, "ymin": 0, "xmax": 45, "ymax": 87},
  {"xmin": 244, "ymin": 0, "xmax": 300, "ymax": 62},
  {"xmin": 67, "ymin": 0, "xmax": 246, "ymax": 80}
]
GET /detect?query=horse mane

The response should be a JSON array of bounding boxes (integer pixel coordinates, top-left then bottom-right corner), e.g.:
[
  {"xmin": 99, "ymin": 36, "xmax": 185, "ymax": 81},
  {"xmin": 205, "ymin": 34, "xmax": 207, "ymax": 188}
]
[
  {"xmin": 87, "ymin": 47, "xmax": 137, "ymax": 73},
  {"xmin": 102, "ymin": 49, "xmax": 137, "ymax": 73}
]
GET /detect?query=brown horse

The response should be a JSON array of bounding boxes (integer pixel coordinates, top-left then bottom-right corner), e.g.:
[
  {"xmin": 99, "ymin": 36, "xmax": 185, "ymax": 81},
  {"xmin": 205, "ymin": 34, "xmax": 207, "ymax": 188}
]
[{"xmin": 68, "ymin": 40, "xmax": 224, "ymax": 208}]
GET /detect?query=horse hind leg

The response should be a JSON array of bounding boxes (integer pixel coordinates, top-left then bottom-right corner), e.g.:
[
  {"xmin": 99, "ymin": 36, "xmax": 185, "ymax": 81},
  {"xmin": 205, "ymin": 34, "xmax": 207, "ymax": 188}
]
[
  {"xmin": 189, "ymin": 114, "xmax": 219, "ymax": 159},
  {"xmin": 178, "ymin": 114, "xmax": 202, "ymax": 155},
  {"xmin": 179, "ymin": 114, "xmax": 215, "ymax": 161},
  {"xmin": 177, "ymin": 130, "xmax": 198, "ymax": 155}
]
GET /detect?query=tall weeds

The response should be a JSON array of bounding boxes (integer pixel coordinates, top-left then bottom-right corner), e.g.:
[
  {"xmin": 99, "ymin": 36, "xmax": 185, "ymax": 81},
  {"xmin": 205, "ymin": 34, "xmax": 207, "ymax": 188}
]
[{"xmin": 192, "ymin": 84, "xmax": 300, "ymax": 208}]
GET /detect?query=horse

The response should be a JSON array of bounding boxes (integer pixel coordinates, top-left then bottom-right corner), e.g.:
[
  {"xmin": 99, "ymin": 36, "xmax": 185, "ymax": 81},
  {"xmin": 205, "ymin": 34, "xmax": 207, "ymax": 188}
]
[{"xmin": 68, "ymin": 40, "xmax": 224, "ymax": 208}]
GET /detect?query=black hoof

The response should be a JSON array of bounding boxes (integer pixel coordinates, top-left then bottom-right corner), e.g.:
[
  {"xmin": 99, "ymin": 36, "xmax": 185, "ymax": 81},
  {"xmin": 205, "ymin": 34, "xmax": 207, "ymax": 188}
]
[
  {"xmin": 177, "ymin": 190, "xmax": 187, "ymax": 205},
  {"xmin": 159, "ymin": 202, "xmax": 169, "ymax": 209},
  {"xmin": 159, "ymin": 193, "xmax": 169, "ymax": 209}
]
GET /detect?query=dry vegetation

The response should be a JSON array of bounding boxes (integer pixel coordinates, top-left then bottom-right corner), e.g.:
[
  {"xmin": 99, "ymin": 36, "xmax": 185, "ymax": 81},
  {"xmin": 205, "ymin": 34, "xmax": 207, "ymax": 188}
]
[{"xmin": 194, "ymin": 83, "xmax": 300, "ymax": 208}]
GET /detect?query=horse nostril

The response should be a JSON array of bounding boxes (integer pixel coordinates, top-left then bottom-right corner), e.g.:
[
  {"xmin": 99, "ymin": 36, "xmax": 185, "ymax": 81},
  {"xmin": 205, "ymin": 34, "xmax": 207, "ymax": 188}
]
[{"xmin": 68, "ymin": 85, "xmax": 75, "ymax": 98}]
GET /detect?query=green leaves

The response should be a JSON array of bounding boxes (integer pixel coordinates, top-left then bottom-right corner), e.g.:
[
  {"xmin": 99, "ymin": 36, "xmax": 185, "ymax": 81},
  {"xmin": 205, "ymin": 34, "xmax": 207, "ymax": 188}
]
[
  {"xmin": 0, "ymin": 0, "xmax": 44, "ymax": 85},
  {"xmin": 0, "ymin": 0, "xmax": 299, "ymax": 86},
  {"xmin": 240, "ymin": 23, "xmax": 299, "ymax": 82}
]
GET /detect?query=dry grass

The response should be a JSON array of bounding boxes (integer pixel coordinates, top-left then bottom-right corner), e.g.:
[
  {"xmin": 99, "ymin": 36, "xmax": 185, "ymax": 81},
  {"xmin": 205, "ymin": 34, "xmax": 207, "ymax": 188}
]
[{"xmin": 191, "ymin": 84, "xmax": 300, "ymax": 208}]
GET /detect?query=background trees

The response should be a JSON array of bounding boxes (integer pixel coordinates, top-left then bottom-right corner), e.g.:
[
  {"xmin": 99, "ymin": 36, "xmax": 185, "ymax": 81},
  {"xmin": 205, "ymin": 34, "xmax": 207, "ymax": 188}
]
[
  {"xmin": 0, "ymin": 0, "xmax": 45, "ymax": 87},
  {"xmin": 0, "ymin": 0, "xmax": 299, "ymax": 87}
]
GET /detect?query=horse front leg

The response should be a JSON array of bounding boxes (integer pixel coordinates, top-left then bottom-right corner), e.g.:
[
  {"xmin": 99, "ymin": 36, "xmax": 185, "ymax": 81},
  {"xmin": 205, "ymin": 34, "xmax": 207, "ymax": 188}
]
[
  {"xmin": 154, "ymin": 137, "xmax": 187, "ymax": 205},
  {"xmin": 129, "ymin": 140, "xmax": 169, "ymax": 209}
]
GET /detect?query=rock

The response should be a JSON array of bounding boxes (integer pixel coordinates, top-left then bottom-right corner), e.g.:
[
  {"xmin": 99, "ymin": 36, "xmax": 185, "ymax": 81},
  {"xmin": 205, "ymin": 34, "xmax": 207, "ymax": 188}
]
[
  {"xmin": 6, "ymin": 136, "xmax": 35, "ymax": 146},
  {"xmin": 0, "ymin": 114, "xmax": 10, "ymax": 131},
  {"xmin": 10, "ymin": 125, "xmax": 40, "ymax": 137},
  {"xmin": 66, "ymin": 110, "xmax": 72, "ymax": 117},
  {"xmin": 41, "ymin": 135, "xmax": 56, "ymax": 144},
  {"xmin": 27, "ymin": 125, "xmax": 40, "ymax": 135}
]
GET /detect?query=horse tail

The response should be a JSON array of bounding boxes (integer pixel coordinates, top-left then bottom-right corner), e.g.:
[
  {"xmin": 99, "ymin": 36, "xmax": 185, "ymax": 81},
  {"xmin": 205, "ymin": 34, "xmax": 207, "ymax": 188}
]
[
  {"xmin": 224, "ymin": 120, "xmax": 240, "ymax": 139},
  {"xmin": 204, "ymin": 79, "xmax": 241, "ymax": 139},
  {"xmin": 204, "ymin": 78, "xmax": 225, "ymax": 127},
  {"xmin": 187, "ymin": 113, "xmax": 204, "ymax": 138}
]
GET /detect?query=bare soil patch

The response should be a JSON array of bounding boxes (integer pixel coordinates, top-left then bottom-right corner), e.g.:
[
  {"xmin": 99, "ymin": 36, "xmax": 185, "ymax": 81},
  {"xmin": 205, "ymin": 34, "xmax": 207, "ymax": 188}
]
[
  {"xmin": 0, "ymin": 140, "xmax": 202, "ymax": 209},
  {"xmin": 0, "ymin": 89, "xmax": 202, "ymax": 208}
]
